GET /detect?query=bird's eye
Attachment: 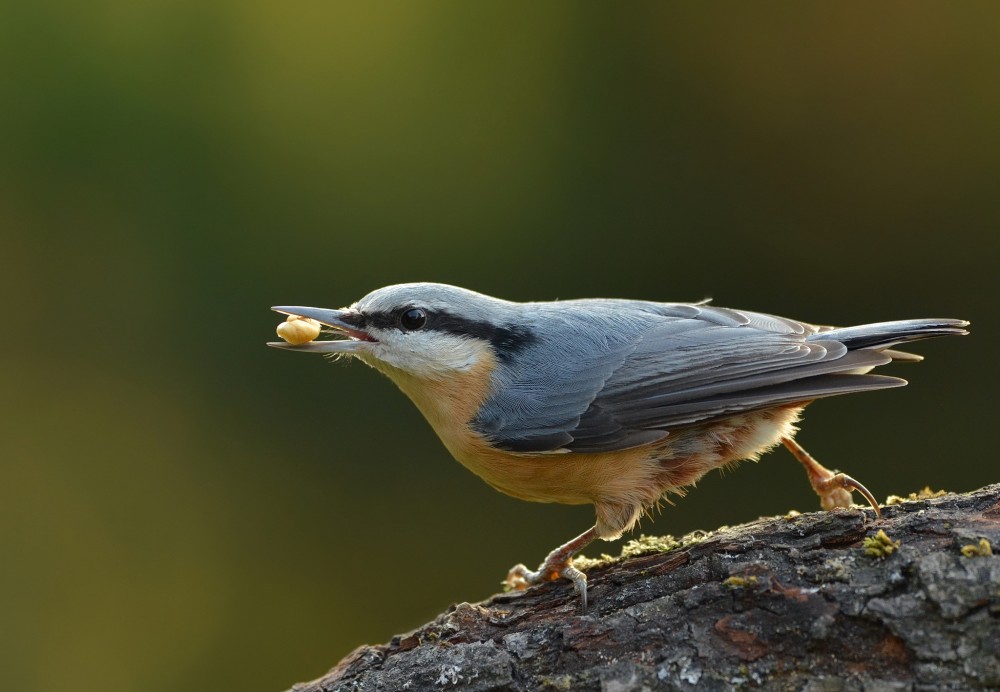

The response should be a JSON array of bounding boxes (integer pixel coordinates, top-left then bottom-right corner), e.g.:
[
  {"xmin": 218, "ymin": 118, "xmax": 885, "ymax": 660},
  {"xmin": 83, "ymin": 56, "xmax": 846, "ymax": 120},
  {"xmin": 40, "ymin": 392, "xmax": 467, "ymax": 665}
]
[{"xmin": 400, "ymin": 307, "xmax": 427, "ymax": 331}]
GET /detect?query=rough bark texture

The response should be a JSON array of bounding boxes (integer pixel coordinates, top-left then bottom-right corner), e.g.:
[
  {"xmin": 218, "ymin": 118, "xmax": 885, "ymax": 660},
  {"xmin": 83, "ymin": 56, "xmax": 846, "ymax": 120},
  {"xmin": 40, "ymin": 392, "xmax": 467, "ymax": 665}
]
[{"xmin": 289, "ymin": 485, "xmax": 1000, "ymax": 691}]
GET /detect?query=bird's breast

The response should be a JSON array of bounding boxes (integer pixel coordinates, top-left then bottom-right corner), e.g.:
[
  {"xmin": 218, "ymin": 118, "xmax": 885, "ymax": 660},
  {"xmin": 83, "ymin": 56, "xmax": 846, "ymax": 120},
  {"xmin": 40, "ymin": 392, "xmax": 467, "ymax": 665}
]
[{"xmin": 374, "ymin": 354, "xmax": 668, "ymax": 507}]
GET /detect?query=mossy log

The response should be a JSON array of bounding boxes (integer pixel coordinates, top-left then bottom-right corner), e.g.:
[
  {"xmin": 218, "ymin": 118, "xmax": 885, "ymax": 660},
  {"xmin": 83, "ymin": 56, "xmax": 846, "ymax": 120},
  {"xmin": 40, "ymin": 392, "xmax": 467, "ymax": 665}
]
[{"xmin": 289, "ymin": 485, "xmax": 1000, "ymax": 691}]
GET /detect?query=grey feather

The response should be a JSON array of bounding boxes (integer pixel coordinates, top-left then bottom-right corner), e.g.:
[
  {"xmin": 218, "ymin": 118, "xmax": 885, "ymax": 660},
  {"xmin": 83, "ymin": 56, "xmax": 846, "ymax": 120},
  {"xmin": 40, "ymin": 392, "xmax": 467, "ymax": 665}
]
[
  {"xmin": 473, "ymin": 304, "xmax": 967, "ymax": 454},
  {"xmin": 811, "ymin": 319, "xmax": 969, "ymax": 350}
]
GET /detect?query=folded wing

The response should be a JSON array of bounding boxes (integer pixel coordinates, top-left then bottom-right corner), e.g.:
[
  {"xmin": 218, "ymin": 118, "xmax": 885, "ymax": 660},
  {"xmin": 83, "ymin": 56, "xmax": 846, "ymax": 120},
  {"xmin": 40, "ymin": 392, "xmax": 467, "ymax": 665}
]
[{"xmin": 477, "ymin": 303, "xmax": 965, "ymax": 455}]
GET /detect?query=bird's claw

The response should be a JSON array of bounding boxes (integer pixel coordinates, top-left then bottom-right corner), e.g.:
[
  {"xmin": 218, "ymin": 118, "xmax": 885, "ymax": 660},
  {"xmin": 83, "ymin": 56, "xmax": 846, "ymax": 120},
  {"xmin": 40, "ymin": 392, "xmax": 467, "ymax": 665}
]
[
  {"xmin": 502, "ymin": 526, "xmax": 598, "ymax": 609},
  {"xmin": 783, "ymin": 437, "xmax": 882, "ymax": 519},
  {"xmin": 815, "ymin": 471, "xmax": 882, "ymax": 519},
  {"xmin": 504, "ymin": 560, "xmax": 589, "ymax": 609},
  {"xmin": 503, "ymin": 563, "xmax": 534, "ymax": 592}
]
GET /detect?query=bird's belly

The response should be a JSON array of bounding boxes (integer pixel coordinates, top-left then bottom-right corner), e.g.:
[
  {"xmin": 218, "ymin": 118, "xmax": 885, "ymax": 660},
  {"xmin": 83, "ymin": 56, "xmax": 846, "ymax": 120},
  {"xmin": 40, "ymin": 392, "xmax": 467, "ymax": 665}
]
[
  {"xmin": 383, "ymin": 358, "xmax": 804, "ymax": 509},
  {"xmin": 449, "ymin": 439, "xmax": 660, "ymax": 506},
  {"xmin": 447, "ymin": 405, "xmax": 805, "ymax": 508}
]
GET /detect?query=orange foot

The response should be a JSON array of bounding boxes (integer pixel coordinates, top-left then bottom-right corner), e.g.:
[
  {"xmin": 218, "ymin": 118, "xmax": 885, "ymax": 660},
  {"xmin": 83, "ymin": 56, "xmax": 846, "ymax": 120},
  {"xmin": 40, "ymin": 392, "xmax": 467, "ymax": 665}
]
[{"xmin": 783, "ymin": 437, "xmax": 881, "ymax": 518}]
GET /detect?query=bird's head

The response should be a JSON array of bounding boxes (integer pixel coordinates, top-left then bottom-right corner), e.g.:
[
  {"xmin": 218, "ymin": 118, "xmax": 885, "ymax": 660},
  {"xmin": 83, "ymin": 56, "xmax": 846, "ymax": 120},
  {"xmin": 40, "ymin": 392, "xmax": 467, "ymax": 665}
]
[{"xmin": 269, "ymin": 282, "xmax": 531, "ymax": 380}]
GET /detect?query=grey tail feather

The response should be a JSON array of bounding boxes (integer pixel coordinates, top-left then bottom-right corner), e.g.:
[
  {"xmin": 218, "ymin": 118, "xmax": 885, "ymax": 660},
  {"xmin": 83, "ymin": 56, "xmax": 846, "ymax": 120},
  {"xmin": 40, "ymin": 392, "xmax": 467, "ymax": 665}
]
[{"xmin": 809, "ymin": 318, "xmax": 969, "ymax": 351}]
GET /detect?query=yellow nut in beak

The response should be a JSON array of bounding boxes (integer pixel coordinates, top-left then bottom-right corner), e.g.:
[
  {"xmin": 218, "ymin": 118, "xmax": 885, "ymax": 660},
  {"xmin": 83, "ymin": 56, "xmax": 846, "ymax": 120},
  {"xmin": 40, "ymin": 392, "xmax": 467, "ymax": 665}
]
[{"xmin": 276, "ymin": 315, "xmax": 322, "ymax": 345}]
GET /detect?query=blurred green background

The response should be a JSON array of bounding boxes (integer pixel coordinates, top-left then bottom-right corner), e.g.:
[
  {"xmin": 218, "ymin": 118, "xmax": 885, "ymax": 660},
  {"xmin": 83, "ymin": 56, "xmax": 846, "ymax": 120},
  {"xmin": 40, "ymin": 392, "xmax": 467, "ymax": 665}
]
[{"xmin": 1, "ymin": 2, "xmax": 997, "ymax": 691}]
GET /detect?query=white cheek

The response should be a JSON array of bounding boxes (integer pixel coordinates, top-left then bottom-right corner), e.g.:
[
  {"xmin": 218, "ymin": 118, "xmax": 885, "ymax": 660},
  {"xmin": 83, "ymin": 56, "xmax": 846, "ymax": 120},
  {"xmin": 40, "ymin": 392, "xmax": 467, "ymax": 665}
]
[{"xmin": 373, "ymin": 332, "xmax": 488, "ymax": 377}]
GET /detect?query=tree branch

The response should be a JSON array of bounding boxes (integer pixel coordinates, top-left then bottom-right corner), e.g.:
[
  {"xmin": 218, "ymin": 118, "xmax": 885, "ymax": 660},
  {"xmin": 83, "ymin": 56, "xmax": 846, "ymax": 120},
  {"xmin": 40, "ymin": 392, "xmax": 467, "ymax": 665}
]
[{"xmin": 289, "ymin": 485, "xmax": 1000, "ymax": 691}]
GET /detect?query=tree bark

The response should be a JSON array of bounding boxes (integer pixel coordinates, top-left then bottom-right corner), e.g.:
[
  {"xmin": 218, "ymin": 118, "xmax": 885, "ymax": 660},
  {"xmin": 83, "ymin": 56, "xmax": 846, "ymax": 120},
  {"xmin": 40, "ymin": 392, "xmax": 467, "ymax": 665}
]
[{"xmin": 289, "ymin": 485, "xmax": 1000, "ymax": 691}]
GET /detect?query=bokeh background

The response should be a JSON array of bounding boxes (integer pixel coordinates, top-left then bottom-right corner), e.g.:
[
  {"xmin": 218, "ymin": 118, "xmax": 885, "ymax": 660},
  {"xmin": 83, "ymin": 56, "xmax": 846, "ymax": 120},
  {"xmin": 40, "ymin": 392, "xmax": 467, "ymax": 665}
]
[{"xmin": 2, "ymin": 3, "xmax": 998, "ymax": 691}]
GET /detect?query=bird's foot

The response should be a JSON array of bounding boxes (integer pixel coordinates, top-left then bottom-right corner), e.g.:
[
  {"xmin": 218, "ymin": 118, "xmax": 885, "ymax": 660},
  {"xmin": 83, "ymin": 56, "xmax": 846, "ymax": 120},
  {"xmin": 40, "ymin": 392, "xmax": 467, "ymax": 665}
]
[
  {"xmin": 783, "ymin": 437, "xmax": 882, "ymax": 519},
  {"xmin": 812, "ymin": 470, "xmax": 881, "ymax": 518},
  {"xmin": 503, "ymin": 526, "xmax": 598, "ymax": 609},
  {"xmin": 505, "ymin": 561, "xmax": 589, "ymax": 608}
]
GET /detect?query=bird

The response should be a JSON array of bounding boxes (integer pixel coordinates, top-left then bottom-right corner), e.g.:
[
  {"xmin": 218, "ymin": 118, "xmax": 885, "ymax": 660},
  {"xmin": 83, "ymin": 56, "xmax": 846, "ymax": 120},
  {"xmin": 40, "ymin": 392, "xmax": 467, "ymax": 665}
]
[{"xmin": 268, "ymin": 282, "xmax": 968, "ymax": 607}]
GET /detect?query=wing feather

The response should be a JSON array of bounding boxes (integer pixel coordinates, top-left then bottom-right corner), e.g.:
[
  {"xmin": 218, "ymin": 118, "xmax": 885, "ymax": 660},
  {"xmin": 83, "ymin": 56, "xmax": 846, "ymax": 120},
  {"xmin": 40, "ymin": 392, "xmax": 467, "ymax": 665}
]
[{"xmin": 474, "ymin": 302, "xmax": 914, "ymax": 454}]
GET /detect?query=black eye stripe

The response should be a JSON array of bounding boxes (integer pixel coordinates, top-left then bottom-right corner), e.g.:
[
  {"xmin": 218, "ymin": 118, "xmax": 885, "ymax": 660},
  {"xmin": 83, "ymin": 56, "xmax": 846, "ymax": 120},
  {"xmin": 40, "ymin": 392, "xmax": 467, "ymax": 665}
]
[
  {"xmin": 433, "ymin": 316, "xmax": 535, "ymax": 363},
  {"xmin": 356, "ymin": 308, "xmax": 536, "ymax": 360},
  {"xmin": 356, "ymin": 311, "xmax": 398, "ymax": 330},
  {"xmin": 356, "ymin": 307, "xmax": 428, "ymax": 331},
  {"xmin": 338, "ymin": 311, "xmax": 368, "ymax": 328}
]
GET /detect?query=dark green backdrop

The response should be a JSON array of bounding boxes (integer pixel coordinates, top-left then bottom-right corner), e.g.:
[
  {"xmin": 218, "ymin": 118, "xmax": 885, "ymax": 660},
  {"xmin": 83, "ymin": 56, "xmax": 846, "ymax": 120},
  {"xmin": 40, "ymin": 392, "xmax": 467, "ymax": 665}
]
[{"xmin": 2, "ymin": 3, "xmax": 997, "ymax": 691}]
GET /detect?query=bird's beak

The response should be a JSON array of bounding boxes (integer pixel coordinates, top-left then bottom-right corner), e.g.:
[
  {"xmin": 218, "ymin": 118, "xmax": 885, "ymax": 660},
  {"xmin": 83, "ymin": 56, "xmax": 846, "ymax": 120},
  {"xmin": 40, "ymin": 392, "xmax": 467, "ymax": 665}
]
[{"xmin": 267, "ymin": 306, "xmax": 375, "ymax": 353}]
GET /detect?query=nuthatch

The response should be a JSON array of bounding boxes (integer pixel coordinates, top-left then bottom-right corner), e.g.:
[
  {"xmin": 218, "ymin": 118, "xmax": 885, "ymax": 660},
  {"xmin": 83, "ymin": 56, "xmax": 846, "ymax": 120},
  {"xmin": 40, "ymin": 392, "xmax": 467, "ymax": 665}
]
[{"xmin": 268, "ymin": 283, "xmax": 968, "ymax": 607}]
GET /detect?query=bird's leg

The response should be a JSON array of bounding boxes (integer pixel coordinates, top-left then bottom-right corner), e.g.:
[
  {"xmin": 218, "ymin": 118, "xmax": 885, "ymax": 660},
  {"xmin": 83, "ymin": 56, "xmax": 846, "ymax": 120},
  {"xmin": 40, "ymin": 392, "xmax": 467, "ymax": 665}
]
[
  {"xmin": 504, "ymin": 525, "xmax": 599, "ymax": 609},
  {"xmin": 782, "ymin": 437, "xmax": 881, "ymax": 519}
]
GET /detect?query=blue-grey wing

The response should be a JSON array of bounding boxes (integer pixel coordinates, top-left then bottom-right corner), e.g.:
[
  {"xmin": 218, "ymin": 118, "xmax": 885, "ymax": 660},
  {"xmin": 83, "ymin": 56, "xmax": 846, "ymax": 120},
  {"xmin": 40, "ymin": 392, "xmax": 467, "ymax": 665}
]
[
  {"xmin": 474, "ymin": 303, "xmax": 905, "ymax": 454},
  {"xmin": 470, "ymin": 305, "xmax": 647, "ymax": 452}
]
